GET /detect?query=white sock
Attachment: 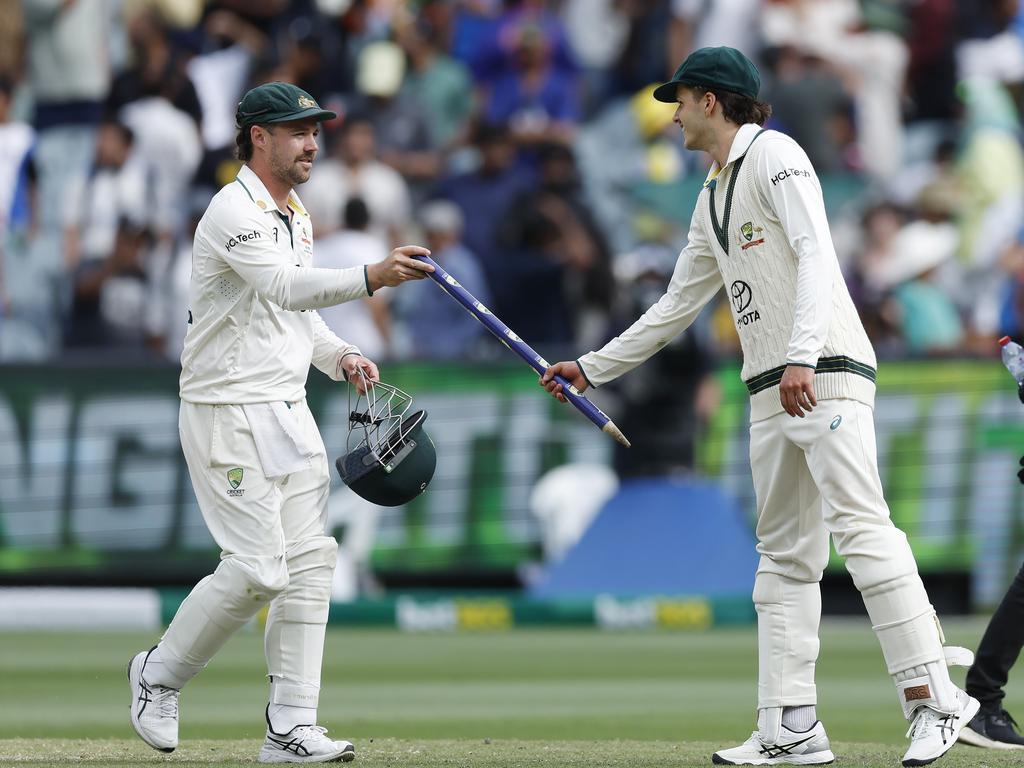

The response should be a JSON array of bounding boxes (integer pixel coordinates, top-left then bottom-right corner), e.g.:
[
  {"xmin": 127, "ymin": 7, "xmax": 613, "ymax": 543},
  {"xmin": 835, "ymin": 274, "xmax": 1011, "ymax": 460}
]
[
  {"xmin": 267, "ymin": 702, "xmax": 317, "ymax": 734},
  {"xmin": 782, "ymin": 705, "xmax": 817, "ymax": 732},
  {"xmin": 143, "ymin": 644, "xmax": 195, "ymax": 690}
]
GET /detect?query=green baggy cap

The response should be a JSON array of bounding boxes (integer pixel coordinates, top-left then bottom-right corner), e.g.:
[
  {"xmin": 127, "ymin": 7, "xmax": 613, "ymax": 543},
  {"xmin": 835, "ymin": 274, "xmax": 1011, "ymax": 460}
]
[
  {"xmin": 236, "ymin": 81, "xmax": 337, "ymax": 128},
  {"xmin": 653, "ymin": 46, "xmax": 761, "ymax": 103}
]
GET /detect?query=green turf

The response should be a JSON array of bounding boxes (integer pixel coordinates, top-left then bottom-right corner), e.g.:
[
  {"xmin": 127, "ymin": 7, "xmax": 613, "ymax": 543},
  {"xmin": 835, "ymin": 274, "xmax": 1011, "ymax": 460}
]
[{"xmin": 0, "ymin": 618, "xmax": 1021, "ymax": 765}]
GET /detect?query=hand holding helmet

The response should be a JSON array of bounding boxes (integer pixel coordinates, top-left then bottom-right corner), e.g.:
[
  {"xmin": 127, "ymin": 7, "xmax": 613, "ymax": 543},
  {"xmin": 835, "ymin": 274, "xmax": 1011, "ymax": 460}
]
[{"xmin": 336, "ymin": 369, "xmax": 436, "ymax": 507}]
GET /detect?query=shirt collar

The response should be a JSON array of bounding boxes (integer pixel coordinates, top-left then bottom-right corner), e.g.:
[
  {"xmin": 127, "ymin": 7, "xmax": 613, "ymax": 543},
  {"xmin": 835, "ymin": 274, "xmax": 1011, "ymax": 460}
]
[
  {"xmin": 704, "ymin": 123, "xmax": 764, "ymax": 186},
  {"xmin": 235, "ymin": 164, "xmax": 309, "ymax": 218}
]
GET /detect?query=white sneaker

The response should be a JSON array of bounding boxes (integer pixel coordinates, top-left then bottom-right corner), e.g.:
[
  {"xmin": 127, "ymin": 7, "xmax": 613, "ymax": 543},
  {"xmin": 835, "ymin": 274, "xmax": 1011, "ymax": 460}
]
[
  {"xmin": 713, "ymin": 721, "xmax": 835, "ymax": 765},
  {"xmin": 902, "ymin": 688, "xmax": 980, "ymax": 766},
  {"xmin": 258, "ymin": 723, "xmax": 355, "ymax": 764},
  {"xmin": 127, "ymin": 648, "xmax": 179, "ymax": 752}
]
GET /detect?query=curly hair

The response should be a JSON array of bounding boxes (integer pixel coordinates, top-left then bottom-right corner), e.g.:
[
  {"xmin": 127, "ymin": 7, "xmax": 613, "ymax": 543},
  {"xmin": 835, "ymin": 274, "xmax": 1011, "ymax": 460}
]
[
  {"xmin": 235, "ymin": 124, "xmax": 277, "ymax": 161},
  {"xmin": 687, "ymin": 85, "xmax": 773, "ymax": 127}
]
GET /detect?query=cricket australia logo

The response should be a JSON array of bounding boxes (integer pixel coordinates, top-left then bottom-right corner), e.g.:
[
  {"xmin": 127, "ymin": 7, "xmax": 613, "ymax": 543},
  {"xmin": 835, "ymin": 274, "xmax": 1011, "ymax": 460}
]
[
  {"xmin": 227, "ymin": 467, "xmax": 244, "ymax": 497},
  {"xmin": 737, "ymin": 221, "xmax": 765, "ymax": 250},
  {"xmin": 730, "ymin": 280, "xmax": 760, "ymax": 327},
  {"xmin": 297, "ymin": 96, "xmax": 317, "ymax": 109}
]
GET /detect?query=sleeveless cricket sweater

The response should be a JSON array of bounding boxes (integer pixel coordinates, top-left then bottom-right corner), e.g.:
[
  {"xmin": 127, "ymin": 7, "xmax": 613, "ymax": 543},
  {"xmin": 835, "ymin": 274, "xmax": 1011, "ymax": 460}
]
[{"xmin": 579, "ymin": 126, "xmax": 877, "ymax": 422}]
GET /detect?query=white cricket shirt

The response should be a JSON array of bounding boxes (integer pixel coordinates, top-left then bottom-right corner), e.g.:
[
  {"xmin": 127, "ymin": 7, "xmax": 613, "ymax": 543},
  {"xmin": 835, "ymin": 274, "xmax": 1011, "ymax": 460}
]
[
  {"xmin": 180, "ymin": 164, "xmax": 369, "ymax": 404},
  {"xmin": 579, "ymin": 123, "xmax": 877, "ymax": 421}
]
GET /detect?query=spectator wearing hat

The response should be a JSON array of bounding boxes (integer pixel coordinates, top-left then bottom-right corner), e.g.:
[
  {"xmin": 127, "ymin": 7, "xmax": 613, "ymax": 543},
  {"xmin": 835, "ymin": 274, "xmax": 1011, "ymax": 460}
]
[
  {"xmin": 875, "ymin": 220, "xmax": 964, "ymax": 356},
  {"xmin": 351, "ymin": 41, "xmax": 440, "ymax": 185},
  {"xmin": 575, "ymin": 83, "xmax": 687, "ymax": 256}
]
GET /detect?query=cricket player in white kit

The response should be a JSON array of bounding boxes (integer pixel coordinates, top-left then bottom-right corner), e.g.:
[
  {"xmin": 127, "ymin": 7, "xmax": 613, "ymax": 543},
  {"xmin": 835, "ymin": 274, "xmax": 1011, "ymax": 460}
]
[
  {"xmin": 127, "ymin": 82, "xmax": 433, "ymax": 763},
  {"xmin": 542, "ymin": 48, "xmax": 979, "ymax": 767}
]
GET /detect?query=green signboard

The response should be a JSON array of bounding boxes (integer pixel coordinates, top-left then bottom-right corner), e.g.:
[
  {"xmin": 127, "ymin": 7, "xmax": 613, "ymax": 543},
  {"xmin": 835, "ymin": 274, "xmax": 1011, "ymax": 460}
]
[{"xmin": 0, "ymin": 361, "xmax": 1022, "ymax": 606}]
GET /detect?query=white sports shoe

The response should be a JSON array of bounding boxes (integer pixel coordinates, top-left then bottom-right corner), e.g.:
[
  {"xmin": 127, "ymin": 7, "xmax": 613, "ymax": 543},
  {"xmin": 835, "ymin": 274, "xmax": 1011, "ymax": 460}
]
[
  {"xmin": 902, "ymin": 688, "xmax": 980, "ymax": 766},
  {"xmin": 127, "ymin": 648, "xmax": 179, "ymax": 752},
  {"xmin": 713, "ymin": 721, "xmax": 835, "ymax": 765},
  {"xmin": 258, "ymin": 723, "xmax": 355, "ymax": 764}
]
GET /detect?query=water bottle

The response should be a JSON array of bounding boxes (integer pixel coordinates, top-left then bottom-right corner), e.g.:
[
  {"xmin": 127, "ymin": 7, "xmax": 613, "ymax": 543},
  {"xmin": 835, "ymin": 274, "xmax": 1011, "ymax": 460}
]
[{"xmin": 999, "ymin": 336, "xmax": 1024, "ymax": 385}]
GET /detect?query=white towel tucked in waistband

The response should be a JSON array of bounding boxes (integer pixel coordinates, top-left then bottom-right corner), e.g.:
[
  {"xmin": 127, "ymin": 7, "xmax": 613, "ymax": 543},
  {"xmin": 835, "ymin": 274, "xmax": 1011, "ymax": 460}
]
[{"xmin": 242, "ymin": 401, "xmax": 315, "ymax": 479}]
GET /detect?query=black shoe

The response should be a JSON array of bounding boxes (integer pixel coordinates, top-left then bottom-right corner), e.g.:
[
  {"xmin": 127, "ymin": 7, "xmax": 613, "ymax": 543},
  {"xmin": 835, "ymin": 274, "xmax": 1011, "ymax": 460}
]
[{"xmin": 958, "ymin": 707, "xmax": 1024, "ymax": 750}]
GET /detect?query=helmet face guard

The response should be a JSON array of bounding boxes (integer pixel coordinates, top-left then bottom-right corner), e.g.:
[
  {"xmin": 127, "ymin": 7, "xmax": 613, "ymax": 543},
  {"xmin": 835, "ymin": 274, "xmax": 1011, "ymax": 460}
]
[{"xmin": 335, "ymin": 372, "xmax": 436, "ymax": 507}]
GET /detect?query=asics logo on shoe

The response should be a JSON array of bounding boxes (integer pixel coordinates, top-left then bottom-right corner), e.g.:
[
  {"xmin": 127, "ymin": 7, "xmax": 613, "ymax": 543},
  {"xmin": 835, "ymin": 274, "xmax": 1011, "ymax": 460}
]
[
  {"xmin": 136, "ymin": 680, "xmax": 153, "ymax": 714},
  {"xmin": 267, "ymin": 735, "xmax": 313, "ymax": 756},
  {"xmin": 934, "ymin": 713, "xmax": 958, "ymax": 744},
  {"xmin": 758, "ymin": 734, "xmax": 817, "ymax": 757}
]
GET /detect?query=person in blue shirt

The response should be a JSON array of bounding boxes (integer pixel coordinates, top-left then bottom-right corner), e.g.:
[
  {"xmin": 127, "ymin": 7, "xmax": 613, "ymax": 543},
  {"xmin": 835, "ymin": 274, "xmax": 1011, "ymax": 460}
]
[
  {"xmin": 396, "ymin": 200, "xmax": 492, "ymax": 360},
  {"xmin": 433, "ymin": 121, "xmax": 532, "ymax": 286}
]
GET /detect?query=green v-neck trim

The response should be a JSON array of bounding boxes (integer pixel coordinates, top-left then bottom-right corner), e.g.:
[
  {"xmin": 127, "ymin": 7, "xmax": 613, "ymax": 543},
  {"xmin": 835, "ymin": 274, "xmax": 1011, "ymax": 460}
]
[
  {"xmin": 235, "ymin": 177, "xmax": 255, "ymax": 203},
  {"xmin": 708, "ymin": 128, "xmax": 767, "ymax": 255}
]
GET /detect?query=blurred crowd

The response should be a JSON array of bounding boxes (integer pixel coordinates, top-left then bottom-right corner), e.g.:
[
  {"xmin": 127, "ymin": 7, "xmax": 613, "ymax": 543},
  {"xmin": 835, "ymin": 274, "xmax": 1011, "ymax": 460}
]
[{"xmin": 1, "ymin": 0, "xmax": 1024, "ymax": 369}]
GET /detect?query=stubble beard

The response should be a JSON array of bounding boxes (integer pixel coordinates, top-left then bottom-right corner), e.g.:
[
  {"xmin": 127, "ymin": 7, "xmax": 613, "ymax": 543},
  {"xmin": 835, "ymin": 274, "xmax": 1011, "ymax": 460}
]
[{"xmin": 271, "ymin": 147, "xmax": 314, "ymax": 187}]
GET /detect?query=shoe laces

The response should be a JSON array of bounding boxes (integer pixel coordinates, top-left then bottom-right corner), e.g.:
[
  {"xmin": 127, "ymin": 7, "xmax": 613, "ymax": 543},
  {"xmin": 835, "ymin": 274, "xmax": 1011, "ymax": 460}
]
[
  {"xmin": 906, "ymin": 707, "xmax": 956, "ymax": 744},
  {"xmin": 293, "ymin": 725, "xmax": 329, "ymax": 742},
  {"xmin": 152, "ymin": 686, "xmax": 179, "ymax": 719}
]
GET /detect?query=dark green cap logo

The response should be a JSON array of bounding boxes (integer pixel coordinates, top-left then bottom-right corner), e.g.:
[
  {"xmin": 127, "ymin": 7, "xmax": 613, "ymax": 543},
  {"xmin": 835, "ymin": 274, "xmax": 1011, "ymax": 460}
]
[{"xmin": 236, "ymin": 82, "xmax": 337, "ymax": 129}]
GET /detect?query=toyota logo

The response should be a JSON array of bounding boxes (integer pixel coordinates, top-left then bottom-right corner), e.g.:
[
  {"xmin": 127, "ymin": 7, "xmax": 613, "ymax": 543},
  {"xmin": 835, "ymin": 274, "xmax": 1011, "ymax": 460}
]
[{"xmin": 730, "ymin": 281, "xmax": 752, "ymax": 313}]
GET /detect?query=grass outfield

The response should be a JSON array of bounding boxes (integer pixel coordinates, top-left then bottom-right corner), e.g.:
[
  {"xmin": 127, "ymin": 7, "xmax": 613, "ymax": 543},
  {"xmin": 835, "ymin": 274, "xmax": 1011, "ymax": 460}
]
[
  {"xmin": 1, "ymin": 618, "xmax": 1020, "ymax": 766},
  {"xmin": 3, "ymin": 738, "xmax": 1024, "ymax": 768}
]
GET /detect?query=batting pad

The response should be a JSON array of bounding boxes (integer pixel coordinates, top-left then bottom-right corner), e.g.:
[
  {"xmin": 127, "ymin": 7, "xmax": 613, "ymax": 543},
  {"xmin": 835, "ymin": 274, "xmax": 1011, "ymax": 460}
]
[
  {"xmin": 893, "ymin": 648, "xmax": 974, "ymax": 719},
  {"xmin": 861, "ymin": 573, "xmax": 945, "ymax": 674},
  {"xmin": 265, "ymin": 536, "xmax": 337, "ymax": 706},
  {"xmin": 155, "ymin": 554, "xmax": 290, "ymax": 689},
  {"xmin": 753, "ymin": 571, "xmax": 821, "ymax": 712}
]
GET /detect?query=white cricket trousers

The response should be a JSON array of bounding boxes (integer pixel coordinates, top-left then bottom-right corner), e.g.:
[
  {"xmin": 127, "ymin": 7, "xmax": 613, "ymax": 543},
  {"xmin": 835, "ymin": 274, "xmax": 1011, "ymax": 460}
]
[
  {"xmin": 155, "ymin": 400, "xmax": 338, "ymax": 711},
  {"xmin": 749, "ymin": 398, "xmax": 947, "ymax": 712}
]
